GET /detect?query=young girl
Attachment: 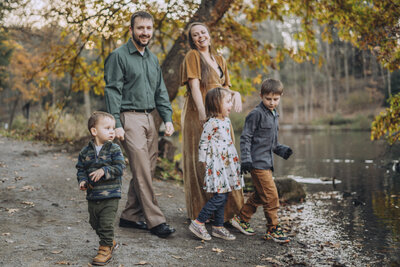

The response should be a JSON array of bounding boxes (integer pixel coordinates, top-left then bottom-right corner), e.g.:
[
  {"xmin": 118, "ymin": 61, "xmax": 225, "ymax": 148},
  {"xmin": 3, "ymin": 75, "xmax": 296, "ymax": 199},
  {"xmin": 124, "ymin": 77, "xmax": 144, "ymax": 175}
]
[{"xmin": 188, "ymin": 87, "xmax": 244, "ymax": 241}]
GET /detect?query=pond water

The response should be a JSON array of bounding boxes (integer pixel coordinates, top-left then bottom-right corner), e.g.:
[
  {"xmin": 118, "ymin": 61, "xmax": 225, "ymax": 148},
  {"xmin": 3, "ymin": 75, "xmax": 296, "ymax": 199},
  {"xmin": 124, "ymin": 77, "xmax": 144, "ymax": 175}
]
[
  {"xmin": 170, "ymin": 129, "xmax": 400, "ymax": 264},
  {"xmin": 274, "ymin": 130, "xmax": 400, "ymax": 265}
]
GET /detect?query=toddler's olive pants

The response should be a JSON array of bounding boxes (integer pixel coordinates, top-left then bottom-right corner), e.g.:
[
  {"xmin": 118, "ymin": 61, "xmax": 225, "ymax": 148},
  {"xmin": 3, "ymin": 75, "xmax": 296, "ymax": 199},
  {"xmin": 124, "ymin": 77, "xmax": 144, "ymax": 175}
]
[{"xmin": 88, "ymin": 198, "xmax": 119, "ymax": 247}]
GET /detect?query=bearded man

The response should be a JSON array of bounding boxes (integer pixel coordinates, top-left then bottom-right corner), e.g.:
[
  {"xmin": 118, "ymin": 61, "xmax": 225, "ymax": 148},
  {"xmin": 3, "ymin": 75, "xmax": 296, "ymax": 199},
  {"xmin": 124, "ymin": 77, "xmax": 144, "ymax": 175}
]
[{"xmin": 104, "ymin": 11, "xmax": 175, "ymax": 238}]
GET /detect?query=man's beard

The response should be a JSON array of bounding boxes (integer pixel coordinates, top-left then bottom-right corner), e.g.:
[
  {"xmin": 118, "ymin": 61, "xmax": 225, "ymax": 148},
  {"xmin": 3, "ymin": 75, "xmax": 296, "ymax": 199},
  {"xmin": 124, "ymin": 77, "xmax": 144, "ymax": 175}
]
[{"xmin": 132, "ymin": 33, "xmax": 150, "ymax": 48}]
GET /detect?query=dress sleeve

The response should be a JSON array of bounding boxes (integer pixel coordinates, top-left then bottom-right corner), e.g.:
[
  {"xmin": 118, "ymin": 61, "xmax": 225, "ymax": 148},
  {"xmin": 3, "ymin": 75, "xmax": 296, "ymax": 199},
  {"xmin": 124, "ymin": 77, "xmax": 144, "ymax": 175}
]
[{"xmin": 180, "ymin": 50, "xmax": 202, "ymax": 86}]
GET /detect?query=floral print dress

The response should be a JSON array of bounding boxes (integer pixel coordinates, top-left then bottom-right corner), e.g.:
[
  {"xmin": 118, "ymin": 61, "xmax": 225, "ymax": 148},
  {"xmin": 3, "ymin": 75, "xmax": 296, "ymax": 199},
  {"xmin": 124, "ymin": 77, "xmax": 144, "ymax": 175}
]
[{"xmin": 198, "ymin": 117, "xmax": 244, "ymax": 193}]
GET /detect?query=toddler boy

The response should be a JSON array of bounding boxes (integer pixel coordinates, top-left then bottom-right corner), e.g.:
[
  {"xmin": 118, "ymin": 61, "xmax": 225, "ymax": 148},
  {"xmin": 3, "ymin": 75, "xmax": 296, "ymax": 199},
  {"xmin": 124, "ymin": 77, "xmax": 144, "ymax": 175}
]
[
  {"xmin": 76, "ymin": 111, "xmax": 125, "ymax": 265},
  {"xmin": 231, "ymin": 79, "xmax": 292, "ymax": 243}
]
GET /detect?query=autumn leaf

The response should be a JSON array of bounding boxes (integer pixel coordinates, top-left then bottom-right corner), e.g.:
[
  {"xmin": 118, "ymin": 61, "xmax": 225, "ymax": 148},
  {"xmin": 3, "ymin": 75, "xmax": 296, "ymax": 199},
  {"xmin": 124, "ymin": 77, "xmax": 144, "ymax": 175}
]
[
  {"xmin": 6, "ymin": 208, "xmax": 19, "ymax": 214},
  {"xmin": 55, "ymin": 261, "xmax": 71, "ymax": 265},
  {"xmin": 21, "ymin": 201, "xmax": 35, "ymax": 207},
  {"xmin": 195, "ymin": 246, "xmax": 203, "ymax": 249},
  {"xmin": 135, "ymin": 261, "xmax": 150, "ymax": 265},
  {"xmin": 51, "ymin": 250, "xmax": 63, "ymax": 254},
  {"xmin": 212, "ymin": 248, "xmax": 224, "ymax": 253},
  {"xmin": 171, "ymin": 255, "xmax": 183, "ymax": 259}
]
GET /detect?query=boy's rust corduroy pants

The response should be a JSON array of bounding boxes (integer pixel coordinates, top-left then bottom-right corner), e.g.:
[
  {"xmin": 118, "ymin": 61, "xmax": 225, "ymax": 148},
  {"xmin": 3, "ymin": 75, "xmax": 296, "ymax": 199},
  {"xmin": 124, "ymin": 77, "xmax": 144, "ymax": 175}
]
[{"xmin": 239, "ymin": 169, "xmax": 279, "ymax": 229}]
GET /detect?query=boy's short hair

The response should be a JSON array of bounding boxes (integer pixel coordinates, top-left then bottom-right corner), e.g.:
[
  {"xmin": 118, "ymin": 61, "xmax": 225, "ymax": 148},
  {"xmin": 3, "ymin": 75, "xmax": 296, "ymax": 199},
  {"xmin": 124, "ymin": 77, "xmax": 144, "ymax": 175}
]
[
  {"xmin": 88, "ymin": 111, "xmax": 115, "ymax": 135},
  {"xmin": 261, "ymin": 78, "xmax": 284, "ymax": 95},
  {"xmin": 205, "ymin": 87, "xmax": 231, "ymax": 118}
]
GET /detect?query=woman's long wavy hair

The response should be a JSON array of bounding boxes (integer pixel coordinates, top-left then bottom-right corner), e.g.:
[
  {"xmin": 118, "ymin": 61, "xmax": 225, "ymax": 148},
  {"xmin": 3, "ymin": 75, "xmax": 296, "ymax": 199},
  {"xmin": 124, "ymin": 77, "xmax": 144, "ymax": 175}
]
[{"xmin": 187, "ymin": 22, "xmax": 217, "ymax": 89}]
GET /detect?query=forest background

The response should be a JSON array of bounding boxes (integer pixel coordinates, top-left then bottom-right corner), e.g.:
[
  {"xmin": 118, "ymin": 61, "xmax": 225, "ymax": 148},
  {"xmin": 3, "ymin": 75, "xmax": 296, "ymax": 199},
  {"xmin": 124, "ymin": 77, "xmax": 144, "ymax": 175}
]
[{"xmin": 0, "ymin": 0, "xmax": 400, "ymax": 147}]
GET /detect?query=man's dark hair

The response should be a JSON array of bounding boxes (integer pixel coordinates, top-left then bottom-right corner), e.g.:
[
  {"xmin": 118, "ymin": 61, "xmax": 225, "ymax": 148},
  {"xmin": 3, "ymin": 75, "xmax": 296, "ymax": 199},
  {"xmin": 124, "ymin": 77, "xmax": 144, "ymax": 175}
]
[
  {"xmin": 205, "ymin": 87, "xmax": 231, "ymax": 118},
  {"xmin": 260, "ymin": 78, "xmax": 284, "ymax": 95},
  {"xmin": 88, "ymin": 111, "xmax": 115, "ymax": 135},
  {"xmin": 130, "ymin": 11, "xmax": 154, "ymax": 29}
]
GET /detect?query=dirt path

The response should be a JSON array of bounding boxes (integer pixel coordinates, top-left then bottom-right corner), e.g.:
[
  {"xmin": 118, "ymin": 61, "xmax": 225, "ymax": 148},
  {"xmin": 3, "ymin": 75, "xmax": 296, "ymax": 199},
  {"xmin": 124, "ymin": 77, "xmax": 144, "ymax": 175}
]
[{"xmin": 0, "ymin": 135, "xmax": 382, "ymax": 266}]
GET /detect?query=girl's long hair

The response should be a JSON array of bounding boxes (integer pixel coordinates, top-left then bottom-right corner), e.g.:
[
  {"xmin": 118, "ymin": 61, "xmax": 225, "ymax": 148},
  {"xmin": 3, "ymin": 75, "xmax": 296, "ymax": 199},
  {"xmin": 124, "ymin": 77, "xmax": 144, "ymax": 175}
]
[
  {"xmin": 187, "ymin": 22, "xmax": 217, "ymax": 89},
  {"xmin": 205, "ymin": 87, "xmax": 230, "ymax": 118}
]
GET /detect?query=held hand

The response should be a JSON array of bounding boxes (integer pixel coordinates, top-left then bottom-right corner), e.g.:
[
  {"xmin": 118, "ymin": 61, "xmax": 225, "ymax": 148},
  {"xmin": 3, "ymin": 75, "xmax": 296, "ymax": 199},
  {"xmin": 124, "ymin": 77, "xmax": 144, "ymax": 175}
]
[
  {"xmin": 79, "ymin": 181, "xmax": 87, "ymax": 191},
  {"xmin": 241, "ymin": 162, "xmax": 252, "ymax": 174},
  {"xmin": 199, "ymin": 111, "xmax": 207, "ymax": 125},
  {"xmin": 89, "ymin": 168, "xmax": 105, "ymax": 182},
  {"xmin": 283, "ymin": 147, "xmax": 293, "ymax": 160},
  {"xmin": 232, "ymin": 92, "xmax": 242, "ymax": 113},
  {"xmin": 115, "ymin": 127, "xmax": 125, "ymax": 141},
  {"xmin": 164, "ymin": 122, "xmax": 174, "ymax": 136}
]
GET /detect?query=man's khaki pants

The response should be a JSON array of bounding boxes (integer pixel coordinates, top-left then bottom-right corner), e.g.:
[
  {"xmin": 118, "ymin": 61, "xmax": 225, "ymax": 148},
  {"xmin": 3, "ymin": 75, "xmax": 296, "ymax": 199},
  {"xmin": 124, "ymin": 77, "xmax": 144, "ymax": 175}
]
[
  {"xmin": 120, "ymin": 111, "xmax": 166, "ymax": 229},
  {"xmin": 239, "ymin": 169, "xmax": 279, "ymax": 229}
]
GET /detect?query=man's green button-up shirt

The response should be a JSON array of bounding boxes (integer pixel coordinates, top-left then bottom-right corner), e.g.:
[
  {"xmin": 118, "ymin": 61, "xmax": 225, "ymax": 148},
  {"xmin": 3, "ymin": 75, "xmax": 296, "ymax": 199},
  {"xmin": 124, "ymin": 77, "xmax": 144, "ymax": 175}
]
[{"xmin": 104, "ymin": 40, "xmax": 173, "ymax": 128}]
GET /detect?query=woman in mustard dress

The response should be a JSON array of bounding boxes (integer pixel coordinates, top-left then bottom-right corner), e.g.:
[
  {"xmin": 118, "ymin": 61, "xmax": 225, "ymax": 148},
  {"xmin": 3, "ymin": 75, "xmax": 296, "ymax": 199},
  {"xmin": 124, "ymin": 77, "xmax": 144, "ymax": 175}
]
[{"xmin": 180, "ymin": 22, "xmax": 243, "ymax": 221}]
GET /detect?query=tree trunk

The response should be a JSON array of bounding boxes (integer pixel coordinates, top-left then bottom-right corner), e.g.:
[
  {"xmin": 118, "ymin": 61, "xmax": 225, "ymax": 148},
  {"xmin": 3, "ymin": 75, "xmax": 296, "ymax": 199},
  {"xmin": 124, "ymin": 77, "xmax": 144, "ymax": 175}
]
[
  {"xmin": 310, "ymin": 63, "xmax": 316, "ymax": 121},
  {"xmin": 324, "ymin": 41, "xmax": 333, "ymax": 112},
  {"xmin": 362, "ymin": 50, "xmax": 367, "ymax": 79},
  {"xmin": 292, "ymin": 61, "xmax": 299, "ymax": 126},
  {"xmin": 8, "ymin": 95, "xmax": 19, "ymax": 131},
  {"xmin": 387, "ymin": 69, "xmax": 392, "ymax": 97},
  {"xmin": 84, "ymin": 90, "xmax": 91, "ymax": 119},
  {"xmin": 343, "ymin": 43, "xmax": 350, "ymax": 97}
]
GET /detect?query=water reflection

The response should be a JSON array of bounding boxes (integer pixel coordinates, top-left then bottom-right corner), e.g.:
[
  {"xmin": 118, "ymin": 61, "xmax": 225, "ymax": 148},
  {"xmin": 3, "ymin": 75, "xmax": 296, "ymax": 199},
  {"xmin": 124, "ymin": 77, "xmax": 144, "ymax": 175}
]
[
  {"xmin": 171, "ymin": 130, "xmax": 400, "ymax": 263},
  {"xmin": 274, "ymin": 131, "xmax": 400, "ymax": 264}
]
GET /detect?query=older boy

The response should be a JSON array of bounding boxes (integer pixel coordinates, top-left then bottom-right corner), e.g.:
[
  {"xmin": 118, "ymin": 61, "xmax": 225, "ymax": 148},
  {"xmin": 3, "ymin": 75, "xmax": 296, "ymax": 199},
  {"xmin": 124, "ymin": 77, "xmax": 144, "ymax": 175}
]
[
  {"xmin": 231, "ymin": 79, "xmax": 292, "ymax": 243},
  {"xmin": 76, "ymin": 111, "xmax": 125, "ymax": 265}
]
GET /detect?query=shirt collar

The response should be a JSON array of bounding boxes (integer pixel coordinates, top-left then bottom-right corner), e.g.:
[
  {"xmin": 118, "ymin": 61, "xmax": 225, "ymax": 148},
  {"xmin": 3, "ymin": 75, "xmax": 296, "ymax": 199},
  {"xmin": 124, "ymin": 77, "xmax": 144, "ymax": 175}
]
[
  {"xmin": 127, "ymin": 39, "xmax": 148, "ymax": 56},
  {"xmin": 258, "ymin": 102, "xmax": 279, "ymax": 117}
]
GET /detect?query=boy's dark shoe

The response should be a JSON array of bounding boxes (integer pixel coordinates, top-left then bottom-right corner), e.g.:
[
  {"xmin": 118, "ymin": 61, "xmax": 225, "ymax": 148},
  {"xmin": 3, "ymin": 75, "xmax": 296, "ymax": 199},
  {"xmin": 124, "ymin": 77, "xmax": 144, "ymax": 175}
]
[
  {"xmin": 150, "ymin": 223, "xmax": 176, "ymax": 238},
  {"xmin": 241, "ymin": 162, "xmax": 253, "ymax": 174},
  {"xmin": 119, "ymin": 218, "xmax": 147, "ymax": 230}
]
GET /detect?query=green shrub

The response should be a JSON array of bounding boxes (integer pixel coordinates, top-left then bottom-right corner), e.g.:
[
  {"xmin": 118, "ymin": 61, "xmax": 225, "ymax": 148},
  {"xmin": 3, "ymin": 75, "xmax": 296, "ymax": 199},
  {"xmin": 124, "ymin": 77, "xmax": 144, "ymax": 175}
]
[{"xmin": 230, "ymin": 112, "xmax": 247, "ymax": 132}]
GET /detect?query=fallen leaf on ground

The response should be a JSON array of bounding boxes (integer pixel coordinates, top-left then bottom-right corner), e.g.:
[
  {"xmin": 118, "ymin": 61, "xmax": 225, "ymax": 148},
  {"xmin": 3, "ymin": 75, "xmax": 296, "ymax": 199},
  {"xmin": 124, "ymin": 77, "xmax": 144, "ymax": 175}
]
[
  {"xmin": 6, "ymin": 208, "xmax": 19, "ymax": 214},
  {"xmin": 155, "ymin": 193, "xmax": 162, "ymax": 196},
  {"xmin": 261, "ymin": 257, "xmax": 282, "ymax": 265},
  {"xmin": 51, "ymin": 250, "xmax": 63, "ymax": 254},
  {"xmin": 195, "ymin": 246, "xmax": 203, "ymax": 249},
  {"xmin": 2, "ymin": 233, "xmax": 10, "ymax": 236},
  {"xmin": 212, "ymin": 248, "xmax": 224, "ymax": 253},
  {"xmin": 167, "ymin": 195, "xmax": 174, "ymax": 198},
  {"xmin": 229, "ymin": 257, "xmax": 236, "ymax": 260},
  {"xmin": 135, "ymin": 261, "xmax": 150, "ymax": 265},
  {"xmin": 178, "ymin": 208, "xmax": 183, "ymax": 212},
  {"xmin": 171, "ymin": 255, "xmax": 183, "ymax": 259},
  {"xmin": 14, "ymin": 176, "xmax": 23, "ymax": 181},
  {"xmin": 7, "ymin": 186, "xmax": 16, "ymax": 190},
  {"xmin": 21, "ymin": 185, "xmax": 35, "ymax": 191},
  {"xmin": 55, "ymin": 261, "xmax": 70, "ymax": 265},
  {"xmin": 21, "ymin": 201, "xmax": 35, "ymax": 206},
  {"xmin": 5, "ymin": 239, "xmax": 14, "ymax": 243}
]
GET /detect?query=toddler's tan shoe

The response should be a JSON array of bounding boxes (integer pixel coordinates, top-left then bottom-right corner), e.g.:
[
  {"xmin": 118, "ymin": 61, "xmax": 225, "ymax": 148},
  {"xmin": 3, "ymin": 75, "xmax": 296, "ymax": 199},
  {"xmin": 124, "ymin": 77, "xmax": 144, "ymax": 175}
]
[{"xmin": 92, "ymin": 245, "xmax": 112, "ymax": 266}]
